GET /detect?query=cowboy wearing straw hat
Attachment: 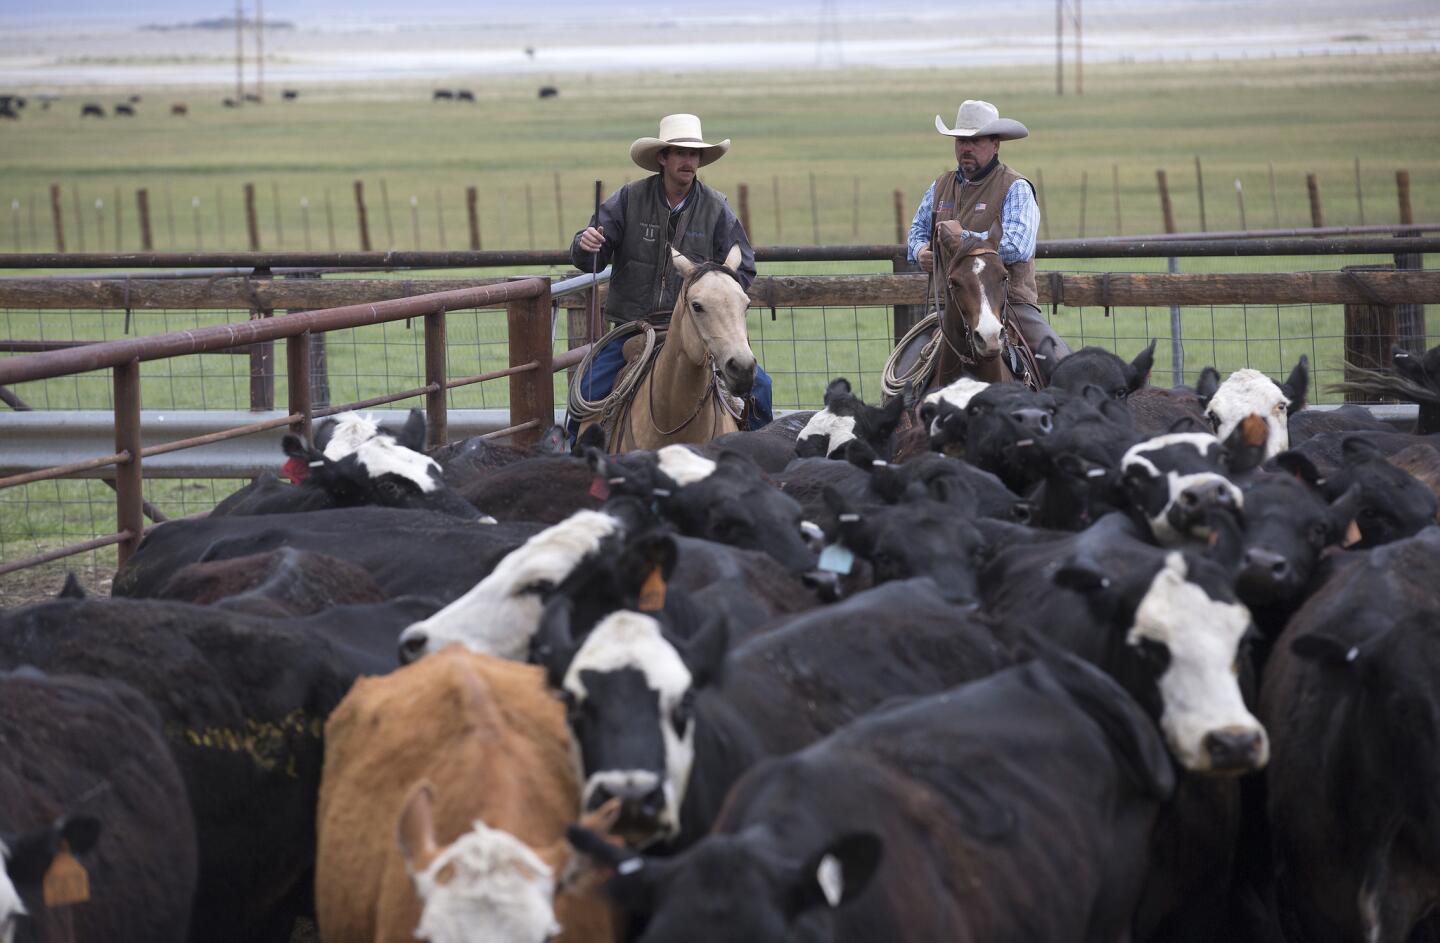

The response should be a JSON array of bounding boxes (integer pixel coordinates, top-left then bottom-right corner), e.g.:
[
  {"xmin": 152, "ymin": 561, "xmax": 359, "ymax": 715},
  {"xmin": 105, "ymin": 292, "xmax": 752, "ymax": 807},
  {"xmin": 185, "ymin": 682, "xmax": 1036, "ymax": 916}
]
[
  {"xmin": 907, "ymin": 100, "xmax": 1072, "ymax": 375},
  {"xmin": 571, "ymin": 114, "xmax": 772, "ymax": 429}
]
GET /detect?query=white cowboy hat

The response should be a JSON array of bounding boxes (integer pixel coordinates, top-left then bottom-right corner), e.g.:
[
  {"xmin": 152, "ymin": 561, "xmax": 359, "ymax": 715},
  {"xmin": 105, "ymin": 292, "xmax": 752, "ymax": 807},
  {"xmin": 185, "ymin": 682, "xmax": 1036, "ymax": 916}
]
[
  {"xmin": 934, "ymin": 100, "xmax": 1029, "ymax": 141},
  {"xmin": 629, "ymin": 114, "xmax": 731, "ymax": 173}
]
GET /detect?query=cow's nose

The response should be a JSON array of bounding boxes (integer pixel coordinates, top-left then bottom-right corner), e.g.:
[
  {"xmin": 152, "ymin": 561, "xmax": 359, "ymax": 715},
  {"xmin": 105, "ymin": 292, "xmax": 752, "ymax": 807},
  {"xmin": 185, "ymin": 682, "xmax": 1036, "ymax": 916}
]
[
  {"xmin": 1179, "ymin": 478, "xmax": 1233, "ymax": 510},
  {"xmin": 1011, "ymin": 408, "xmax": 1053, "ymax": 436},
  {"xmin": 1203, "ymin": 728, "xmax": 1266, "ymax": 773},
  {"xmin": 1242, "ymin": 548, "xmax": 1290, "ymax": 582},
  {"xmin": 397, "ymin": 631, "xmax": 428, "ymax": 665}
]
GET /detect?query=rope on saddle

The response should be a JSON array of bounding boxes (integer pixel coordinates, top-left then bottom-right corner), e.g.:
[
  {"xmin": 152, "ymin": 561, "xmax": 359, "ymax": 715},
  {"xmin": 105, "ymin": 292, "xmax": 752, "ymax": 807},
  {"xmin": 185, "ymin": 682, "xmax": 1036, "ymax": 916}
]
[
  {"xmin": 565, "ymin": 320, "xmax": 659, "ymax": 428},
  {"xmin": 881, "ymin": 312, "xmax": 941, "ymax": 401}
]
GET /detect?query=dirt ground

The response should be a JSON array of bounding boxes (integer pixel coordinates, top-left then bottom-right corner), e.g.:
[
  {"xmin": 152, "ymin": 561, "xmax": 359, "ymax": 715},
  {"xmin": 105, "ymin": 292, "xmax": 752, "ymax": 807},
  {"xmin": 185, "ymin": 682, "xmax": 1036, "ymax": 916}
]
[{"xmin": 0, "ymin": 561, "xmax": 115, "ymax": 608}]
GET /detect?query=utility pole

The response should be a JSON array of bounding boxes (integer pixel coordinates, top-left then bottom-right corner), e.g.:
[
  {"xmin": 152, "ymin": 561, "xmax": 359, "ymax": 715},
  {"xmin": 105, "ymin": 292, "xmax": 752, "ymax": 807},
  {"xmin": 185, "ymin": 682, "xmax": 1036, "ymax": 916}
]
[
  {"xmin": 1074, "ymin": 0, "xmax": 1083, "ymax": 95},
  {"xmin": 1055, "ymin": 0, "xmax": 1064, "ymax": 96}
]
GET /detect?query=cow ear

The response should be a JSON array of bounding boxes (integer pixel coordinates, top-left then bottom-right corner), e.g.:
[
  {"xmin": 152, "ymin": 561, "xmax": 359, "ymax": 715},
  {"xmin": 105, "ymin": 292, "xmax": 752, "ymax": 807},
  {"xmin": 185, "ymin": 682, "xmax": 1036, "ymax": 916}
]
[
  {"xmin": 1047, "ymin": 654, "xmax": 1176, "ymax": 800},
  {"xmin": 985, "ymin": 218, "xmax": 1003, "ymax": 249},
  {"xmin": 1053, "ymin": 560, "xmax": 1112, "ymax": 595},
  {"xmin": 393, "ymin": 409, "xmax": 427, "ymax": 452},
  {"xmin": 397, "ymin": 781, "xmax": 441, "ymax": 873},
  {"xmin": 1393, "ymin": 346, "xmax": 1428, "ymax": 386},
  {"xmin": 823, "ymin": 377, "xmax": 852, "ymax": 405},
  {"xmin": 1129, "ymin": 339, "xmax": 1157, "ymax": 391},
  {"xmin": 713, "ymin": 450, "xmax": 759, "ymax": 481},
  {"xmin": 1195, "ymin": 366, "xmax": 1221, "ymax": 407},
  {"xmin": 1340, "ymin": 435, "xmax": 1382, "ymax": 464},
  {"xmin": 58, "ymin": 571, "xmax": 87, "ymax": 599},
  {"xmin": 281, "ymin": 433, "xmax": 319, "ymax": 463},
  {"xmin": 676, "ymin": 613, "xmax": 728, "ymax": 689},
  {"xmin": 58, "ymin": 814, "xmax": 101, "ymax": 856},
  {"xmin": 574, "ymin": 424, "xmax": 607, "ymax": 457},
  {"xmin": 1326, "ymin": 482, "xmax": 1365, "ymax": 543},
  {"xmin": 618, "ymin": 531, "xmax": 679, "ymax": 596},
  {"xmin": 873, "ymin": 394, "xmax": 907, "ymax": 438},
  {"xmin": 1271, "ymin": 450, "xmax": 1324, "ymax": 487},
  {"xmin": 793, "ymin": 833, "xmax": 883, "ymax": 914},
  {"xmin": 1281, "ymin": 355, "xmax": 1309, "ymax": 412},
  {"xmin": 536, "ymin": 424, "xmax": 567, "ymax": 455},
  {"xmin": 1290, "ymin": 632, "xmax": 1375, "ymax": 675},
  {"xmin": 843, "ymin": 438, "xmax": 880, "ymax": 471},
  {"xmin": 1166, "ymin": 415, "xmax": 1209, "ymax": 435},
  {"xmin": 531, "ymin": 596, "xmax": 580, "ymax": 688},
  {"xmin": 567, "ymin": 824, "xmax": 657, "ymax": 914}
]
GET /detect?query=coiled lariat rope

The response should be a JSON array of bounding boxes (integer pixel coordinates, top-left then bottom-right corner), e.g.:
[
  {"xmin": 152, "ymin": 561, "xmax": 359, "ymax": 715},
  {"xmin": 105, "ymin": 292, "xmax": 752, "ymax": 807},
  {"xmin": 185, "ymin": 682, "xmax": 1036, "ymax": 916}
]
[
  {"xmin": 881, "ymin": 312, "xmax": 941, "ymax": 401},
  {"xmin": 566, "ymin": 320, "xmax": 659, "ymax": 428}
]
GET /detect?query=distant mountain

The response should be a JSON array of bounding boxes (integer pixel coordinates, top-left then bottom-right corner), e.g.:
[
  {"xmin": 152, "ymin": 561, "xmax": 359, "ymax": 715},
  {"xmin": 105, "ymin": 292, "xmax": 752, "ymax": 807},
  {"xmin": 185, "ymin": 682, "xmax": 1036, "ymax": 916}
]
[{"xmin": 139, "ymin": 17, "xmax": 295, "ymax": 31}]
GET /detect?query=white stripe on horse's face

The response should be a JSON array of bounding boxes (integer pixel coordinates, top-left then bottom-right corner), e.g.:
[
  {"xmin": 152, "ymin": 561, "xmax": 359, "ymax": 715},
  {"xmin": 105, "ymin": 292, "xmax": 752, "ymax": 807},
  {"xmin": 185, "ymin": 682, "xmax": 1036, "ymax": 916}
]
[{"xmin": 971, "ymin": 257, "xmax": 1003, "ymax": 351}]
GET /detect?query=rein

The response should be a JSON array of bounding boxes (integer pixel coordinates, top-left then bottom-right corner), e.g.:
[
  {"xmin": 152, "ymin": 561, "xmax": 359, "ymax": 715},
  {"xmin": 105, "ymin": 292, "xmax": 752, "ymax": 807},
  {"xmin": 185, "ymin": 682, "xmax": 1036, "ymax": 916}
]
[{"xmin": 934, "ymin": 243, "xmax": 1008, "ymax": 367}]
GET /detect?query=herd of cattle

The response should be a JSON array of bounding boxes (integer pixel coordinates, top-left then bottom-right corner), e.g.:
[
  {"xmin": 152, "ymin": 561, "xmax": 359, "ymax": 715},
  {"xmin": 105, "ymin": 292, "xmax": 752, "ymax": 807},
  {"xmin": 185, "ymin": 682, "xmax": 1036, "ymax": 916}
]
[{"xmin": 4, "ymin": 341, "xmax": 1440, "ymax": 943}]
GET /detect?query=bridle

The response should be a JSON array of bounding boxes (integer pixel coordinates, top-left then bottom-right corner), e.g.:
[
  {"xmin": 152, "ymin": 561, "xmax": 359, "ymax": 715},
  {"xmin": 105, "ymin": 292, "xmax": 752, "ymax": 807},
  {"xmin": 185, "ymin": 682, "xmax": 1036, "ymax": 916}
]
[{"xmin": 932, "ymin": 243, "xmax": 1010, "ymax": 367}]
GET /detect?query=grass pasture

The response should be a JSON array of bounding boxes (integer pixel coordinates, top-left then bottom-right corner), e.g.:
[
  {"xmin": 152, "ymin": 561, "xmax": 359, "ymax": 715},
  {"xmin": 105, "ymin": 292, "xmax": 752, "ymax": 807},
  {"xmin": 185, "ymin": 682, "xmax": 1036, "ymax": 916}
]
[{"xmin": 1, "ymin": 53, "xmax": 1439, "ymax": 592}]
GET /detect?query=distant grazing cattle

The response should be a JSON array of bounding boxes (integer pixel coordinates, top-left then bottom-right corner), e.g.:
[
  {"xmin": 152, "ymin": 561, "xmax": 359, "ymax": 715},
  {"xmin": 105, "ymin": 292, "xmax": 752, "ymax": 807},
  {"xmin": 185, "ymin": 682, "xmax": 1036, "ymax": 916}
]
[
  {"xmin": 281, "ymin": 88, "xmax": 298, "ymax": 100},
  {"xmin": 114, "ymin": 103, "xmax": 135, "ymax": 117},
  {"xmin": 569, "ymin": 654, "xmax": 1174, "ymax": 941},
  {"xmin": 1, "ymin": 669, "xmax": 198, "ymax": 943},
  {"xmin": 170, "ymin": 102, "xmax": 188, "ymax": 116},
  {"xmin": 222, "ymin": 97, "xmax": 238, "ymax": 108},
  {"xmin": 539, "ymin": 86, "xmax": 559, "ymax": 98},
  {"xmin": 0, "ymin": 107, "xmax": 15, "ymax": 120},
  {"xmin": 433, "ymin": 89, "xmax": 454, "ymax": 101},
  {"xmin": 316, "ymin": 647, "xmax": 623, "ymax": 943},
  {"xmin": 455, "ymin": 88, "xmax": 475, "ymax": 101},
  {"xmin": 127, "ymin": 93, "xmax": 141, "ymax": 103},
  {"xmin": 81, "ymin": 103, "xmax": 105, "ymax": 117}
]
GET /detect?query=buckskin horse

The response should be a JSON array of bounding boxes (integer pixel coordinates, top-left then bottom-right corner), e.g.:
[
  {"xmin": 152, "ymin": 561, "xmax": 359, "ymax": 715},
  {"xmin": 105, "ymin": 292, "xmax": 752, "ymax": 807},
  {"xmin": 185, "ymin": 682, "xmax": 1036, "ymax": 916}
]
[
  {"xmin": 579, "ymin": 245, "xmax": 755, "ymax": 452},
  {"xmin": 884, "ymin": 220, "xmax": 1043, "ymax": 398}
]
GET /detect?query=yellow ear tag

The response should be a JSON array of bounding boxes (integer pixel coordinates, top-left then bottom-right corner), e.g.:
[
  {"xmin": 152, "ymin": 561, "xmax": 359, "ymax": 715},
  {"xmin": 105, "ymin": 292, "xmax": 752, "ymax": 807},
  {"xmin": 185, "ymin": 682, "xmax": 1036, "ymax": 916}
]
[
  {"xmin": 638, "ymin": 567, "xmax": 667, "ymax": 612},
  {"xmin": 43, "ymin": 840, "xmax": 91, "ymax": 907}
]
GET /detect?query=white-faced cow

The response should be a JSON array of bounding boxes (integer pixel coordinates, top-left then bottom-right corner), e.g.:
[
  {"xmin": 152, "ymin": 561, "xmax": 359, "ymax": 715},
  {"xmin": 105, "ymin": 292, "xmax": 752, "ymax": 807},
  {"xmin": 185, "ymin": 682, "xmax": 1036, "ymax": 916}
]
[
  {"xmin": 1201, "ymin": 356, "xmax": 1308, "ymax": 461},
  {"xmin": 794, "ymin": 378, "xmax": 906, "ymax": 460}
]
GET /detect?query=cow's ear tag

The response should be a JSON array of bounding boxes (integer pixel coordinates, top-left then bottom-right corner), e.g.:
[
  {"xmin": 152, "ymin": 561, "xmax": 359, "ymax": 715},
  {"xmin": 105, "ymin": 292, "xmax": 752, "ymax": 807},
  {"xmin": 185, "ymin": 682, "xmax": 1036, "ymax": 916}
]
[
  {"xmin": 588, "ymin": 477, "xmax": 610, "ymax": 501},
  {"xmin": 638, "ymin": 567, "xmax": 667, "ymax": 611},
  {"xmin": 818, "ymin": 545, "xmax": 855, "ymax": 575},
  {"xmin": 43, "ymin": 840, "xmax": 90, "ymax": 907},
  {"xmin": 817, "ymin": 854, "xmax": 844, "ymax": 907}
]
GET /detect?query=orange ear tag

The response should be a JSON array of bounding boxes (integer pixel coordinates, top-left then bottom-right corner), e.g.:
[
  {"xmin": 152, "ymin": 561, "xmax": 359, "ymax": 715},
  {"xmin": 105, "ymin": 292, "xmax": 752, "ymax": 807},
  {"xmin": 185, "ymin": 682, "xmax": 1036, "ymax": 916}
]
[
  {"xmin": 43, "ymin": 840, "xmax": 91, "ymax": 907},
  {"xmin": 638, "ymin": 567, "xmax": 667, "ymax": 612}
]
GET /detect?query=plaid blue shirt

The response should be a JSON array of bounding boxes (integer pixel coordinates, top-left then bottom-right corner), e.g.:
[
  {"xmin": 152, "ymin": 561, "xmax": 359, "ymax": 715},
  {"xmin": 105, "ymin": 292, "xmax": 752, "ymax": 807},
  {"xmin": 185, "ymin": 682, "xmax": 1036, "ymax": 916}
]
[{"xmin": 907, "ymin": 168, "xmax": 1040, "ymax": 265}]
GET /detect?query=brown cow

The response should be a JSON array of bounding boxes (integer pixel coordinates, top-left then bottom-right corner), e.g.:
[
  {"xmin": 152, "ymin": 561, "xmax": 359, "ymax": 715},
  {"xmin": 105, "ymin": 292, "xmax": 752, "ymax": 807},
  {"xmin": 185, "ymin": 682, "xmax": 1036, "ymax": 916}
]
[{"xmin": 316, "ymin": 647, "xmax": 622, "ymax": 943}]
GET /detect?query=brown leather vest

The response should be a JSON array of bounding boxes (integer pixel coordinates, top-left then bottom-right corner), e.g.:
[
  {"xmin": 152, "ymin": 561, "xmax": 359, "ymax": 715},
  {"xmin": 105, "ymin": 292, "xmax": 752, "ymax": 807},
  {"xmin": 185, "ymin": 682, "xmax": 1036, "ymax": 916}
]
[{"xmin": 930, "ymin": 161, "xmax": 1038, "ymax": 305}]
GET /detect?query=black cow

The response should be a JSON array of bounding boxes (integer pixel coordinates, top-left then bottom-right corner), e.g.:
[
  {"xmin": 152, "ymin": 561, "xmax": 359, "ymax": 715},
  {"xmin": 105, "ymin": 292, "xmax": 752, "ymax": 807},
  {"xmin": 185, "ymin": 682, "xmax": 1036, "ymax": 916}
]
[
  {"xmin": 1126, "ymin": 368, "xmax": 1218, "ymax": 439},
  {"xmin": 1049, "ymin": 339, "xmax": 1157, "ymax": 400},
  {"xmin": 153, "ymin": 546, "xmax": 388, "ymax": 615},
  {"xmin": 112, "ymin": 507, "xmax": 543, "ymax": 603},
  {"xmin": 535, "ymin": 577, "xmax": 1013, "ymax": 849},
  {"xmin": 928, "ymin": 381, "xmax": 1059, "ymax": 494},
  {"xmin": 80, "ymin": 103, "xmax": 104, "ymax": 117},
  {"xmin": 222, "ymin": 97, "xmax": 238, "ymax": 108},
  {"xmin": 1316, "ymin": 436, "xmax": 1437, "ymax": 547},
  {"xmin": 538, "ymin": 86, "xmax": 559, "ymax": 98},
  {"xmin": 1261, "ymin": 529, "xmax": 1440, "ymax": 943},
  {"xmin": 0, "ymin": 597, "xmax": 386, "ymax": 942},
  {"xmin": 170, "ymin": 102, "xmax": 188, "ymax": 116},
  {"xmin": 1, "ymin": 669, "xmax": 197, "ymax": 943},
  {"xmin": 281, "ymin": 89, "xmax": 298, "ymax": 100},
  {"xmin": 432, "ymin": 89, "xmax": 454, "ymax": 100},
  {"xmin": 212, "ymin": 410, "xmax": 484, "ymax": 520},
  {"xmin": 794, "ymin": 378, "xmax": 905, "ymax": 460},
  {"xmin": 0, "ymin": 107, "xmax": 16, "ymax": 120},
  {"xmin": 570, "ymin": 654, "xmax": 1173, "ymax": 943},
  {"xmin": 455, "ymin": 89, "xmax": 475, "ymax": 101},
  {"xmin": 1028, "ymin": 384, "xmax": 1143, "ymax": 530},
  {"xmin": 1119, "ymin": 427, "xmax": 1252, "ymax": 546},
  {"xmin": 699, "ymin": 410, "xmax": 814, "ymax": 473},
  {"xmin": 114, "ymin": 103, "xmax": 135, "ymax": 116}
]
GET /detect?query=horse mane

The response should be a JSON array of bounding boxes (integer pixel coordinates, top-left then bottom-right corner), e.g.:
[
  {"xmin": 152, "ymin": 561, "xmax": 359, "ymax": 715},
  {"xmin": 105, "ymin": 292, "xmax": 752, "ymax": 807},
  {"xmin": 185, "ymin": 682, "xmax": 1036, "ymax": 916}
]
[{"xmin": 678, "ymin": 259, "xmax": 742, "ymax": 292}]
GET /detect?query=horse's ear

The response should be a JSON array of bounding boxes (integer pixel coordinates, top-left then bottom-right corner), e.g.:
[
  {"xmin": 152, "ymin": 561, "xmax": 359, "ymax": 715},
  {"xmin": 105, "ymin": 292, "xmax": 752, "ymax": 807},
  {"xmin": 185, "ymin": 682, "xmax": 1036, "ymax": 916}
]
[
  {"xmin": 986, "ymin": 219, "xmax": 1002, "ymax": 248},
  {"xmin": 670, "ymin": 248, "xmax": 696, "ymax": 278},
  {"xmin": 722, "ymin": 243, "xmax": 743, "ymax": 273}
]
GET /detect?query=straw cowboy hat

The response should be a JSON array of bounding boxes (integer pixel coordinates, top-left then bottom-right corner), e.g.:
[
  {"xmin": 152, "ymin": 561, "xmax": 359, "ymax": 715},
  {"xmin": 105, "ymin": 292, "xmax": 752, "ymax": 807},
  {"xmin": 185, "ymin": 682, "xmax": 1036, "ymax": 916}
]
[
  {"xmin": 934, "ymin": 100, "xmax": 1029, "ymax": 140},
  {"xmin": 630, "ymin": 114, "xmax": 731, "ymax": 173}
]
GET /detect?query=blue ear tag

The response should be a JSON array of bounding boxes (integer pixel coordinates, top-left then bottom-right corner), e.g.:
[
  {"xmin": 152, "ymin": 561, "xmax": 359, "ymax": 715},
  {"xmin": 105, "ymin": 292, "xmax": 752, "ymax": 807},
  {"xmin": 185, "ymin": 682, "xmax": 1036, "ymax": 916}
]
[{"xmin": 818, "ymin": 544, "xmax": 855, "ymax": 575}]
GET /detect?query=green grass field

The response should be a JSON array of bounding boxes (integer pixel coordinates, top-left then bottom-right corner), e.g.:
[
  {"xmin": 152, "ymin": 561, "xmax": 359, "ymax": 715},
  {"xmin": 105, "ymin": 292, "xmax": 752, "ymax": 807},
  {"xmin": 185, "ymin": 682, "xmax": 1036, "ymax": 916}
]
[{"xmin": 2, "ymin": 53, "xmax": 1439, "ymax": 595}]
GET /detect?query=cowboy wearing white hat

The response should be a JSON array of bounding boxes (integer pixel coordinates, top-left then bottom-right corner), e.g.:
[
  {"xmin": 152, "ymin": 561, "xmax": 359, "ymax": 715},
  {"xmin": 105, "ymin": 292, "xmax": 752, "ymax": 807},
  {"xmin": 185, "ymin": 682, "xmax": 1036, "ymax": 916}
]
[
  {"xmin": 570, "ymin": 114, "xmax": 772, "ymax": 427},
  {"xmin": 907, "ymin": 100, "xmax": 1071, "ymax": 374}
]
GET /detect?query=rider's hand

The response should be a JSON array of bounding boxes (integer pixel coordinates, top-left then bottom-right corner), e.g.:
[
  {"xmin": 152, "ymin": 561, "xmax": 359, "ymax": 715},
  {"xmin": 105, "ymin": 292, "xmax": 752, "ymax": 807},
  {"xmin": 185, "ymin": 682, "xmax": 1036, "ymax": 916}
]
[
  {"xmin": 917, "ymin": 243, "xmax": 933, "ymax": 273},
  {"xmin": 578, "ymin": 225, "xmax": 605, "ymax": 254}
]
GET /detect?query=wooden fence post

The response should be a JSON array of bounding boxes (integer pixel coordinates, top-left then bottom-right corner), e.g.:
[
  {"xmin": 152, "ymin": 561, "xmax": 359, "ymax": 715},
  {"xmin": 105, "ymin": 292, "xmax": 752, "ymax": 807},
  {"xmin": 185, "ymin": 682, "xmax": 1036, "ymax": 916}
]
[
  {"xmin": 1234, "ymin": 178, "xmax": 1247, "ymax": 231},
  {"xmin": 1307, "ymin": 173, "xmax": 1325, "ymax": 228},
  {"xmin": 1353, "ymin": 157, "xmax": 1365, "ymax": 225},
  {"xmin": 353, "ymin": 180, "xmax": 372, "ymax": 251},
  {"xmin": 113, "ymin": 358, "xmax": 143, "ymax": 566},
  {"xmin": 1156, "ymin": 169, "xmax": 1176, "ymax": 233},
  {"xmin": 424, "ymin": 311, "xmax": 448, "ymax": 448},
  {"xmin": 1268, "ymin": 161, "xmax": 1280, "ymax": 226},
  {"xmin": 772, "ymin": 176, "xmax": 783, "ymax": 243},
  {"xmin": 435, "ymin": 187, "xmax": 447, "ymax": 248},
  {"xmin": 249, "ymin": 264, "xmax": 274, "ymax": 411},
  {"xmin": 286, "ymin": 331, "xmax": 312, "ymax": 441},
  {"xmin": 379, "ymin": 178, "xmax": 395, "ymax": 249},
  {"xmin": 1035, "ymin": 169, "xmax": 1051, "ymax": 239},
  {"xmin": 466, "ymin": 186, "xmax": 481, "ymax": 250},
  {"xmin": 1077, "ymin": 170, "xmax": 1088, "ymax": 238},
  {"xmin": 1343, "ymin": 262, "xmax": 1398, "ymax": 402},
  {"xmin": 271, "ymin": 180, "xmax": 284, "ymax": 247},
  {"xmin": 49, "ymin": 184, "xmax": 65, "ymax": 253},
  {"xmin": 244, "ymin": 182, "xmax": 261, "ymax": 250},
  {"xmin": 553, "ymin": 172, "xmax": 565, "ymax": 248},
  {"xmin": 1194, "ymin": 155, "xmax": 1207, "ymax": 232},
  {"xmin": 892, "ymin": 254, "xmax": 925, "ymax": 349},
  {"xmin": 737, "ymin": 183, "xmax": 751, "ymax": 238},
  {"xmin": 1394, "ymin": 169, "xmax": 1425, "ymax": 352},
  {"xmin": 1112, "ymin": 163, "xmax": 1122, "ymax": 235},
  {"xmin": 136, "ymin": 188, "xmax": 153, "ymax": 250},
  {"xmin": 525, "ymin": 183, "xmax": 535, "ymax": 250},
  {"xmin": 851, "ymin": 176, "xmax": 860, "ymax": 241},
  {"xmin": 893, "ymin": 189, "xmax": 906, "ymax": 245},
  {"xmin": 506, "ymin": 287, "xmax": 553, "ymax": 449},
  {"xmin": 808, "ymin": 172, "xmax": 820, "ymax": 244},
  {"xmin": 71, "ymin": 184, "xmax": 85, "ymax": 252}
]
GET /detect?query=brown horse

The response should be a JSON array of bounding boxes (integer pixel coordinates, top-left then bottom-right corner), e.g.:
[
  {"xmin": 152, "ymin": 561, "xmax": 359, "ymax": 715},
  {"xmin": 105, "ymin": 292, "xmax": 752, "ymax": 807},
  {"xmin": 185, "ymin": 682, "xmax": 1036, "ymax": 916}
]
[
  {"xmin": 591, "ymin": 244, "xmax": 755, "ymax": 452},
  {"xmin": 928, "ymin": 221, "xmax": 1035, "ymax": 390}
]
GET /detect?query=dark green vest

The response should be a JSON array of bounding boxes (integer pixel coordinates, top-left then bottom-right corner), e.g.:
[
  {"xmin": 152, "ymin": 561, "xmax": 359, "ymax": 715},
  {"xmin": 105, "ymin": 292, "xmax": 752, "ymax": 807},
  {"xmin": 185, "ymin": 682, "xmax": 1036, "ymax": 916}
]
[{"xmin": 606, "ymin": 176, "xmax": 728, "ymax": 323}]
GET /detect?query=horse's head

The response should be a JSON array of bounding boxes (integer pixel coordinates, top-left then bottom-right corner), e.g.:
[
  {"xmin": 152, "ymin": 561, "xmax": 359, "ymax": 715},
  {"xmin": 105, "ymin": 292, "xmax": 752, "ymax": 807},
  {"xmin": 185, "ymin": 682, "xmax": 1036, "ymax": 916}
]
[
  {"xmin": 941, "ymin": 220, "xmax": 1009, "ymax": 362},
  {"xmin": 670, "ymin": 245, "xmax": 755, "ymax": 396}
]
